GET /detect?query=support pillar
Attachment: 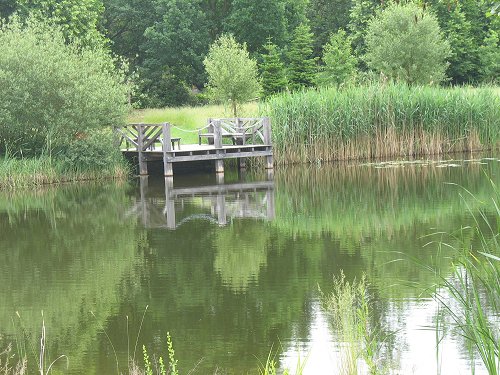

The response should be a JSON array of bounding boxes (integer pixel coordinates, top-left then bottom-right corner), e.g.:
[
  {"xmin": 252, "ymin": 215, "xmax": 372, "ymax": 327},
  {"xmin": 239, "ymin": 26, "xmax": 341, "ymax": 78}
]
[
  {"xmin": 162, "ymin": 122, "xmax": 173, "ymax": 177},
  {"xmin": 137, "ymin": 124, "xmax": 148, "ymax": 175}
]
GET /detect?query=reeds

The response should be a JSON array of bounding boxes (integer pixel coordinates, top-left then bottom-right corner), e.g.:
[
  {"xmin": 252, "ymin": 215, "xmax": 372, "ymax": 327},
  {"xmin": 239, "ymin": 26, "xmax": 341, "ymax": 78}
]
[
  {"xmin": 264, "ymin": 83, "xmax": 500, "ymax": 164},
  {"xmin": 0, "ymin": 155, "xmax": 129, "ymax": 190},
  {"xmin": 429, "ymin": 182, "xmax": 499, "ymax": 374}
]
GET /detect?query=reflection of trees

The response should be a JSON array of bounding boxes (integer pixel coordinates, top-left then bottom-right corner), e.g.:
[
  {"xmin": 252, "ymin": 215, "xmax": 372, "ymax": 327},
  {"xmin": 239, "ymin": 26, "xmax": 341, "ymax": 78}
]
[
  {"xmin": 0, "ymin": 183, "xmax": 140, "ymax": 374},
  {"xmin": 213, "ymin": 221, "xmax": 269, "ymax": 291}
]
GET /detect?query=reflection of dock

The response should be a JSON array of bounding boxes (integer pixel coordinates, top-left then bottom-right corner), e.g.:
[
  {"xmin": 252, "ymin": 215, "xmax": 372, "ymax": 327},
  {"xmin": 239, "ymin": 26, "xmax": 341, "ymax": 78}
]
[{"xmin": 129, "ymin": 177, "xmax": 275, "ymax": 229}]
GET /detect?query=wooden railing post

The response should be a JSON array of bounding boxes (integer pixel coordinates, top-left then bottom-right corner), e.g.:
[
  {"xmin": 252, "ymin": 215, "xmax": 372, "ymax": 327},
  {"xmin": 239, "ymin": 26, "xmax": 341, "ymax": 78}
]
[
  {"xmin": 263, "ymin": 117, "xmax": 272, "ymax": 145},
  {"xmin": 162, "ymin": 122, "xmax": 173, "ymax": 177},
  {"xmin": 137, "ymin": 123, "xmax": 148, "ymax": 175}
]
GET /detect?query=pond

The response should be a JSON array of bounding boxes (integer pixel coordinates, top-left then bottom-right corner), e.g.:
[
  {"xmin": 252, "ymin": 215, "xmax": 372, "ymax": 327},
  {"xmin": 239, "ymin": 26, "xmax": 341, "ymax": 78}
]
[{"xmin": 0, "ymin": 156, "xmax": 498, "ymax": 374}]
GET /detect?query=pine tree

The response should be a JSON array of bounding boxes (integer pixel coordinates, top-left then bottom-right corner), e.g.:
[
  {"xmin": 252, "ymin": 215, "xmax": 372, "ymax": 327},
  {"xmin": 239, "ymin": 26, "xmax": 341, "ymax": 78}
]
[
  {"xmin": 287, "ymin": 23, "xmax": 317, "ymax": 91},
  {"xmin": 260, "ymin": 39, "xmax": 288, "ymax": 97},
  {"xmin": 316, "ymin": 29, "xmax": 357, "ymax": 87}
]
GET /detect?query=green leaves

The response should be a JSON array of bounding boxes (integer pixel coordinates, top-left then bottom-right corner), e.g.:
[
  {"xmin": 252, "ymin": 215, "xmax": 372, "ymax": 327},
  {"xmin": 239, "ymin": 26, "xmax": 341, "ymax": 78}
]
[
  {"xmin": 364, "ymin": 2, "xmax": 451, "ymax": 85},
  {"xmin": 204, "ymin": 34, "xmax": 261, "ymax": 116}
]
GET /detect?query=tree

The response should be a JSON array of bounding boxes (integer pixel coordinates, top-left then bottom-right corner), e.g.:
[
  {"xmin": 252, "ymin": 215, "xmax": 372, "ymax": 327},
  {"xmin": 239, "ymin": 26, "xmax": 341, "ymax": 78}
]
[
  {"xmin": 16, "ymin": 0, "xmax": 104, "ymax": 45},
  {"xmin": 316, "ymin": 29, "xmax": 357, "ymax": 87},
  {"xmin": 260, "ymin": 39, "xmax": 288, "ymax": 97},
  {"xmin": 141, "ymin": 0, "xmax": 210, "ymax": 106},
  {"xmin": 227, "ymin": 0, "xmax": 287, "ymax": 53},
  {"xmin": 287, "ymin": 23, "xmax": 317, "ymax": 91},
  {"xmin": 428, "ymin": 0, "xmax": 479, "ymax": 84},
  {"xmin": 307, "ymin": 0, "xmax": 353, "ymax": 56},
  {"xmin": 0, "ymin": 18, "xmax": 128, "ymax": 155},
  {"xmin": 204, "ymin": 34, "xmax": 261, "ymax": 116},
  {"xmin": 364, "ymin": 2, "xmax": 451, "ymax": 85},
  {"xmin": 0, "ymin": 0, "xmax": 16, "ymax": 19},
  {"xmin": 479, "ymin": 29, "xmax": 500, "ymax": 83},
  {"xmin": 348, "ymin": 0, "xmax": 382, "ymax": 67}
]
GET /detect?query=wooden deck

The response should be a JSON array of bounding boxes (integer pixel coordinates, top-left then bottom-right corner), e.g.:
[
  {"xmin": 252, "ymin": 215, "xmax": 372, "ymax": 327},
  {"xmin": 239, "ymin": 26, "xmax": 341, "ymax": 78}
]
[{"xmin": 115, "ymin": 118, "xmax": 274, "ymax": 177}]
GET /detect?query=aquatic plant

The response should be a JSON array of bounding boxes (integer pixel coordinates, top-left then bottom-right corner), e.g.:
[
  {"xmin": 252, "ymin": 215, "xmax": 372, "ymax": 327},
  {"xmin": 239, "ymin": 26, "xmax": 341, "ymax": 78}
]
[
  {"xmin": 428, "ymin": 182, "xmax": 499, "ymax": 374},
  {"xmin": 264, "ymin": 83, "xmax": 500, "ymax": 164},
  {"xmin": 321, "ymin": 271, "xmax": 395, "ymax": 375}
]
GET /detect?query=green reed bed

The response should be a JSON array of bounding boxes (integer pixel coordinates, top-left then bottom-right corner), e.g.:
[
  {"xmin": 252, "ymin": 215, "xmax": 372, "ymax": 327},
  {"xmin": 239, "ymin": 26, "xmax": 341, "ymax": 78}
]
[
  {"xmin": 263, "ymin": 84, "xmax": 500, "ymax": 164},
  {"xmin": 0, "ymin": 155, "xmax": 128, "ymax": 190}
]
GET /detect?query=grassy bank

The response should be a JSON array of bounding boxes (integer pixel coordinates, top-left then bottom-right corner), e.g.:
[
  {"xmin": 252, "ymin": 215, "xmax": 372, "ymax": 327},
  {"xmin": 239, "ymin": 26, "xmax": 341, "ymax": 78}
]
[
  {"xmin": 129, "ymin": 103, "xmax": 258, "ymax": 144},
  {"xmin": 264, "ymin": 83, "xmax": 500, "ymax": 164},
  {"xmin": 0, "ymin": 155, "xmax": 128, "ymax": 190}
]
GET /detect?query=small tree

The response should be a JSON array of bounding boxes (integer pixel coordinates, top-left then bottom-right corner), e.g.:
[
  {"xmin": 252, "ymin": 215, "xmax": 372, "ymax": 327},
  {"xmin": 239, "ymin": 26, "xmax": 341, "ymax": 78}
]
[
  {"xmin": 204, "ymin": 34, "xmax": 261, "ymax": 116},
  {"xmin": 364, "ymin": 3, "xmax": 451, "ymax": 85},
  {"xmin": 287, "ymin": 23, "xmax": 318, "ymax": 91},
  {"xmin": 260, "ymin": 39, "xmax": 288, "ymax": 97},
  {"xmin": 479, "ymin": 30, "xmax": 500, "ymax": 83},
  {"xmin": 316, "ymin": 29, "xmax": 357, "ymax": 87}
]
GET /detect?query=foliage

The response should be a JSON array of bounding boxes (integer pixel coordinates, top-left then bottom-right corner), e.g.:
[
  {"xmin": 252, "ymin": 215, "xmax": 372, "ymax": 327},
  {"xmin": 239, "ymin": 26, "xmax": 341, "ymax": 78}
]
[
  {"xmin": 56, "ymin": 131, "xmax": 124, "ymax": 172},
  {"xmin": 260, "ymin": 39, "xmax": 288, "ymax": 97},
  {"xmin": 204, "ymin": 34, "xmax": 261, "ymax": 116},
  {"xmin": 364, "ymin": 2, "xmax": 451, "ymax": 85},
  {"xmin": 0, "ymin": 18, "xmax": 128, "ymax": 156},
  {"xmin": 263, "ymin": 83, "xmax": 500, "ymax": 163},
  {"xmin": 227, "ymin": 0, "xmax": 287, "ymax": 53},
  {"xmin": 479, "ymin": 29, "xmax": 500, "ymax": 83},
  {"xmin": 141, "ymin": 0, "xmax": 209, "ymax": 107},
  {"xmin": 316, "ymin": 29, "xmax": 357, "ymax": 87},
  {"xmin": 428, "ymin": 0, "xmax": 479, "ymax": 84},
  {"xmin": 348, "ymin": 0, "xmax": 381, "ymax": 67},
  {"xmin": 286, "ymin": 23, "xmax": 317, "ymax": 91},
  {"xmin": 16, "ymin": 0, "xmax": 105, "ymax": 45},
  {"xmin": 307, "ymin": 0, "xmax": 353, "ymax": 55}
]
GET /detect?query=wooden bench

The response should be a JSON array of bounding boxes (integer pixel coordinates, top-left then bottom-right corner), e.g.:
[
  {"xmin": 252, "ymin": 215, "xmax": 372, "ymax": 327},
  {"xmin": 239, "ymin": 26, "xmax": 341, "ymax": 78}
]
[
  {"xmin": 141, "ymin": 137, "xmax": 181, "ymax": 150},
  {"xmin": 198, "ymin": 131, "xmax": 249, "ymax": 145}
]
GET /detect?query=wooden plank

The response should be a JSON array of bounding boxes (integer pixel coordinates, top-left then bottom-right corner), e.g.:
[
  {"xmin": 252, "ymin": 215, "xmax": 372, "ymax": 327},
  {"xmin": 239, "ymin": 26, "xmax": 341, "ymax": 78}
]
[
  {"xmin": 163, "ymin": 150, "xmax": 273, "ymax": 163},
  {"xmin": 169, "ymin": 181, "xmax": 274, "ymax": 197}
]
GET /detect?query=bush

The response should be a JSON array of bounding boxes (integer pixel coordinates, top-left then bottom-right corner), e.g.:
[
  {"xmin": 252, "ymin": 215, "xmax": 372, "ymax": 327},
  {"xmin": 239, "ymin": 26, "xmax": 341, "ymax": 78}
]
[
  {"xmin": 56, "ymin": 131, "xmax": 124, "ymax": 172},
  {"xmin": 0, "ymin": 17, "xmax": 128, "ymax": 156}
]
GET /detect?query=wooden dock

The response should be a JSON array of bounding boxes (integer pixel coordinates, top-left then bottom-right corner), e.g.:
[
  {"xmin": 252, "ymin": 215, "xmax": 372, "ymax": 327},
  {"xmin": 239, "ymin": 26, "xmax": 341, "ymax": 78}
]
[{"xmin": 115, "ymin": 117, "xmax": 274, "ymax": 177}]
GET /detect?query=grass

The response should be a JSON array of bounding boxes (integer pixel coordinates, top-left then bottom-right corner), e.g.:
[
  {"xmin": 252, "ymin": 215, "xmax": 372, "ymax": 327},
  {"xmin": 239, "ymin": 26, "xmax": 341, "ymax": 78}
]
[
  {"xmin": 0, "ymin": 154, "xmax": 128, "ymax": 190},
  {"xmin": 427, "ymin": 182, "xmax": 500, "ymax": 374},
  {"xmin": 263, "ymin": 83, "xmax": 500, "ymax": 164},
  {"xmin": 320, "ymin": 271, "xmax": 394, "ymax": 375},
  {"xmin": 128, "ymin": 103, "xmax": 258, "ymax": 144}
]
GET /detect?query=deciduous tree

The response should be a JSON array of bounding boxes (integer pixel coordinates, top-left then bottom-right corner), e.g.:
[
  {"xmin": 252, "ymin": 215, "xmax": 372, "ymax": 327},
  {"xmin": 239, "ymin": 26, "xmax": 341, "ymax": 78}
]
[
  {"xmin": 364, "ymin": 2, "xmax": 451, "ymax": 85},
  {"xmin": 204, "ymin": 35, "xmax": 261, "ymax": 116}
]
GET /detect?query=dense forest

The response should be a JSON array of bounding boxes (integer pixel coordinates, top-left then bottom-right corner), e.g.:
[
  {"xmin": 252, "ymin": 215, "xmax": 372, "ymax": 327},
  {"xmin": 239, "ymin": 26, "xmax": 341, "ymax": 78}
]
[{"xmin": 0, "ymin": 0, "xmax": 499, "ymax": 108}]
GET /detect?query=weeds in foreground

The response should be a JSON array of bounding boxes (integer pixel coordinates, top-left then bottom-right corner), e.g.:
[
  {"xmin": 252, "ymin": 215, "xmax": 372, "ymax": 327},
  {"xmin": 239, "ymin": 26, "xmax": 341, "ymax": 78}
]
[
  {"xmin": 0, "ymin": 344, "xmax": 26, "ymax": 375},
  {"xmin": 258, "ymin": 346, "xmax": 307, "ymax": 375},
  {"xmin": 428, "ymin": 182, "xmax": 499, "ymax": 375},
  {"xmin": 321, "ymin": 272, "xmax": 395, "ymax": 375},
  {"xmin": 142, "ymin": 332, "xmax": 178, "ymax": 375}
]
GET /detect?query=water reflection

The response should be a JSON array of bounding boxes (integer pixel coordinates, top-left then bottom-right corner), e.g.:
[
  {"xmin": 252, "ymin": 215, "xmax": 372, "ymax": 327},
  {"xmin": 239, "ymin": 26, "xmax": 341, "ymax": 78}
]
[
  {"xmin": 0, "ymin": 157, "xmax": 497, "ymax": 374},
  {"xmin": 130, "ymin": 175, "xmax": 275, "ymax": 229}
]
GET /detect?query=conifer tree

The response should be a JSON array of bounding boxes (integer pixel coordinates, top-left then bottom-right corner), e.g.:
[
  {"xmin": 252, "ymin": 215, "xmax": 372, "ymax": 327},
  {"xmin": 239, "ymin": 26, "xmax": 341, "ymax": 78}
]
[
  {"xmin": 260, "ymin": 39, "xmax": 288, "ymax": 97},
  {"xmin": 316, "ymin": 29, "xmax": 357, "ymax": 87},
  {"xmin": 287, "ymin": 23, "xmax": 317, "ymax": 91}
]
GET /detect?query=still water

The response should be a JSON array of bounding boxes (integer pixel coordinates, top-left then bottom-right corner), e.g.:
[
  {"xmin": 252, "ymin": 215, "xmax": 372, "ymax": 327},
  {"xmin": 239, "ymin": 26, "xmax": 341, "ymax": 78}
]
[{"xmin": 0, "ymin": 156, "xmax": 498, "ymax": 374}]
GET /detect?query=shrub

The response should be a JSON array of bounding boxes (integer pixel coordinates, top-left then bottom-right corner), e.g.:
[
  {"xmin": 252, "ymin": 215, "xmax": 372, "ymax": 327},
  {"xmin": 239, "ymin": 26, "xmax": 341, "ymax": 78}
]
[
  {"xmin": 364, "ymin": 2, "xmax": 451, "ymax": 85},
  {"xmin": 0, "ymin": 17, "xmax": 128, "ymax": 156},
  {"xmin": 56, "ymin": 131, "xmax": 124, "ymax": 172}
]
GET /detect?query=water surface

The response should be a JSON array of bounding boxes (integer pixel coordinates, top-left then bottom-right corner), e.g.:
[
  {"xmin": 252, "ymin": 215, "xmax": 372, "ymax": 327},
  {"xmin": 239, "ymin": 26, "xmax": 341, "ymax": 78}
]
[{"xmin": 0, "ymin": 156, "xmax": 498, "ymax": 374}]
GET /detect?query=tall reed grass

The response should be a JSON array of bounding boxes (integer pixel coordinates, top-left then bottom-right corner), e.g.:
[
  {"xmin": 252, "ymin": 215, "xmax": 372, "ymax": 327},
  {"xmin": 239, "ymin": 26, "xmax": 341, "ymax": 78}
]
[
  {"xmin": 0, "ymin": 155, "xmax": 128, "ymax": 190},
  {"xmin": 428, "ymin": 182, "xmax": 499, "ymax": 374},
  {"xmin": 264, "ymin": 83, "xmax": 500, "ymax": 164}
]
